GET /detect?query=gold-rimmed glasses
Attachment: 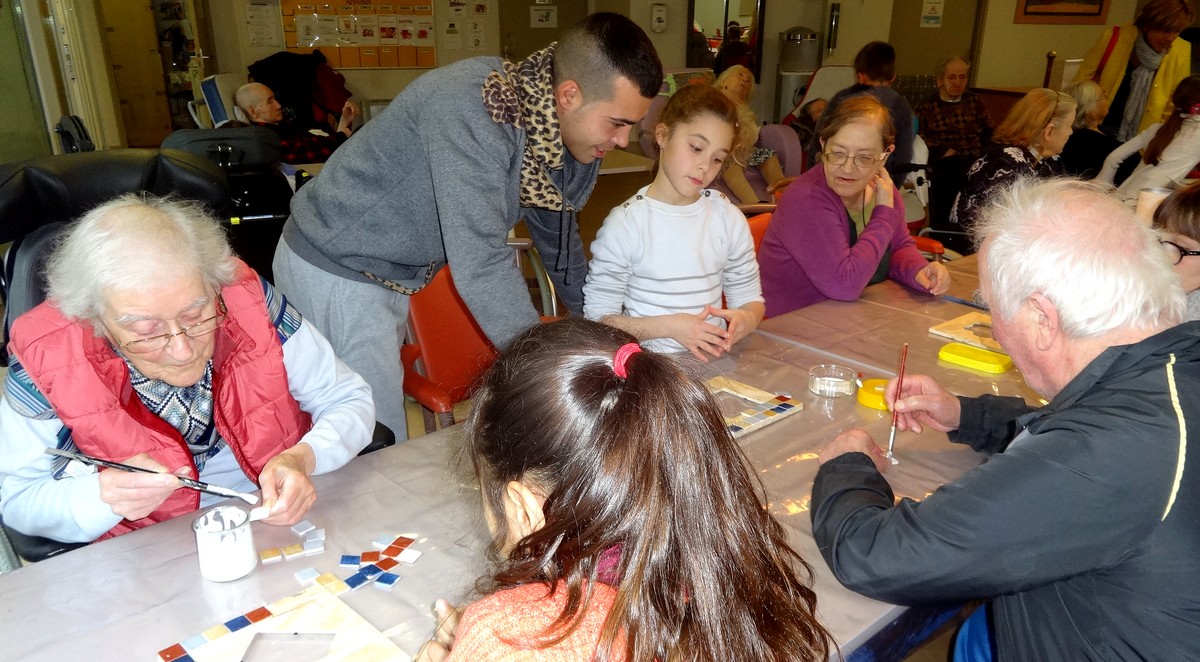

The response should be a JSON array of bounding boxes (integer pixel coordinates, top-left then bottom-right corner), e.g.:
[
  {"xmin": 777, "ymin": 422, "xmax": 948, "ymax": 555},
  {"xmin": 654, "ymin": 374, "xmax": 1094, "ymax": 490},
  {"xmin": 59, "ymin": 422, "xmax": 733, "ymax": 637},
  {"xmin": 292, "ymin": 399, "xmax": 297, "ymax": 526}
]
[
  {"xmin": 822, "ymin": 150, "xmax": 890, "ymax": 170},
  {"xmin": 115, "ymin": 293, "xmax": 227, "ymax": 354}
]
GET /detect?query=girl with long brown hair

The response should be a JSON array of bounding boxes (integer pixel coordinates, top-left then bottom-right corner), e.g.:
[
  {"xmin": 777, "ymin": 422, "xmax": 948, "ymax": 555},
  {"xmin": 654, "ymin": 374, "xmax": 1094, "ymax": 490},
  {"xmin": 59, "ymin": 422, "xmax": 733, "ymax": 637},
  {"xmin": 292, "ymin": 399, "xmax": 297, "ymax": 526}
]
[
  {"xmin": 422, "ymin": 317, "xmax": 833, "ymax": 660},
  {"xmin": 1098, "ymin": 75, "xmax": 1200, "ymax": 199}
]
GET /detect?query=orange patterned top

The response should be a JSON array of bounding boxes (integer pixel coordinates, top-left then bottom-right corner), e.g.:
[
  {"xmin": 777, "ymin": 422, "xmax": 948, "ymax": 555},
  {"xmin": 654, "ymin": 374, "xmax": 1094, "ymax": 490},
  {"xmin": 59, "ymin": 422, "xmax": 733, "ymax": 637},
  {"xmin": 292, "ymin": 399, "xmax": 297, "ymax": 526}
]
[{"xmin": 447, "ymin": 582, "xmax": 624, "ymax": 661}]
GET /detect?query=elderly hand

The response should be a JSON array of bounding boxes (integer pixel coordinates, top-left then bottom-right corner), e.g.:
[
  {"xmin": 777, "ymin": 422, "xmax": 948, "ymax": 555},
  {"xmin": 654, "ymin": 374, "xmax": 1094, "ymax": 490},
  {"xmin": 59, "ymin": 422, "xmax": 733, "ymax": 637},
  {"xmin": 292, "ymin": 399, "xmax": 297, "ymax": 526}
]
[
  {"xmin": 819, "ymin": 429, "xmax": 892, "ymax": 473},
  {"xmin": 887, "ymin": 373, "xmax": 961, "ymax": 434},
  {"xmin": 416, "ymin": 598, "xmax": 463, "ymax": 661},
  {"xmin": 258, "ymin": 444, "xmax": 317, "ymax": 526},
  {"xmin": 870, "ymin": 169, "xmax": 896, "ymax": 208},
  {"xmin": 98, "ymin": 453, "xmax": 190, "ymax": 521},
  {"xmin": 667, "ymin": 310, "xmax": 730, "ymax": 362},
  {"xmin": 915, "ymin": 262, "xmax": 951, "ymax": 295}
]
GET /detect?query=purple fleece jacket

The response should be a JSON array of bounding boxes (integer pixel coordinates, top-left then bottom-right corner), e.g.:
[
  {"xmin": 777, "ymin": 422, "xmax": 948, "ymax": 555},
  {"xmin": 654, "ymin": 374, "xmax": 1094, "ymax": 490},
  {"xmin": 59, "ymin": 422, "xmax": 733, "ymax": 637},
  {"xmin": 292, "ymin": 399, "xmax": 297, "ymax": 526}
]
[{"xmin": 758, "ymin": 165, "xmax": 928, "ymax": 318}]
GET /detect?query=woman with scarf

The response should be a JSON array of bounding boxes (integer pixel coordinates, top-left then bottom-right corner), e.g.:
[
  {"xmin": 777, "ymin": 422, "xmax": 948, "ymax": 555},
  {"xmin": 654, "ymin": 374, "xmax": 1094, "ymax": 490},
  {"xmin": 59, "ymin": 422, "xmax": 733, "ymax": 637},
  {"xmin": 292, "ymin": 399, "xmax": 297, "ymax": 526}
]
[{"xmin": 1074, "ymin": 0, "xmax": 1193, "ymax": 142}]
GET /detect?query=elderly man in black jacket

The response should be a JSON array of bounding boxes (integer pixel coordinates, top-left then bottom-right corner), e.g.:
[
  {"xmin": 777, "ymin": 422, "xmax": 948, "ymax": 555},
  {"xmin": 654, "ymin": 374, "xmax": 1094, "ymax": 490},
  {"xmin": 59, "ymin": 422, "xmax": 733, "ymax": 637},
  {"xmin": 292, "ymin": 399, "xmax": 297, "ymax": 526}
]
[{"xmin": 811, "ymin": 177, "xmax": 1200, "ymax": 660}]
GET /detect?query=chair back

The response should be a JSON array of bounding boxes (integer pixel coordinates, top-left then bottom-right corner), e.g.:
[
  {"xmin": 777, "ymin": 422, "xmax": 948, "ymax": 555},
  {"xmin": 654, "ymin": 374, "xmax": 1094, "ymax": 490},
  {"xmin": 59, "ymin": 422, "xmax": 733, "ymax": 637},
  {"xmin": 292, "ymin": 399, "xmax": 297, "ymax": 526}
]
[
  {"xmin": 404, "ymin": 266, "xmax": 498, "ymax": 410},
  {"xmin": 161, "ymin": 128, "xmax": 292, "ymax": 281},
  {"xmin": 746, "ymin": 212, "xmax": 771, "ymax": 254},
  {"xmin": 199, "ymin": 73, "xmax": 243, "ymax": 127}
]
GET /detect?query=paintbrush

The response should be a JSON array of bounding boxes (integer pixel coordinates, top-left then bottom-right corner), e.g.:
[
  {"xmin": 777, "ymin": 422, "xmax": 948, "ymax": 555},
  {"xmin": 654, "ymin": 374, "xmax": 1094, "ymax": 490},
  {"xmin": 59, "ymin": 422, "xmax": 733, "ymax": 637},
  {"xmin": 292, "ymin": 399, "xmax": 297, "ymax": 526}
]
[
  {"xmin": 886, "ymin": 343, "xmax": 909, "ymax": 465},
  {"xmin": 45, "ymin": 448, "xmax": 259, "ymax": 505}
]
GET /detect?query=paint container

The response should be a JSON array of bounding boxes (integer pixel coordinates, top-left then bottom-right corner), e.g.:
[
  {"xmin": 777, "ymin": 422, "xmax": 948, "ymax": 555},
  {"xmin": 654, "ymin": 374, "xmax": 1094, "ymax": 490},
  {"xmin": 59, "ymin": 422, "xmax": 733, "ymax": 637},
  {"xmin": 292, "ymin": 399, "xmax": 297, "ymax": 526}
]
[
  {"xmin": 193, "ymin": 505, "xmax": 258, "ymax": 582},
  {"xmin": 808, "ymin": 364, "xmax": 857, "ymax": 397}
]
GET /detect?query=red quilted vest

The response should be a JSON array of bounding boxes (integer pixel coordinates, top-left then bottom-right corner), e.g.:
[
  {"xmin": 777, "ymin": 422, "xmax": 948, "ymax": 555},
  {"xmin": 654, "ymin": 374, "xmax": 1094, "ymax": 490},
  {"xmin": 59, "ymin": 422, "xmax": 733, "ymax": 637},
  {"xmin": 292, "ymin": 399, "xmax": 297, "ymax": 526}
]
[{"xmin": 9, "ymin": 262, "xmax": 312, "ymax": 539}]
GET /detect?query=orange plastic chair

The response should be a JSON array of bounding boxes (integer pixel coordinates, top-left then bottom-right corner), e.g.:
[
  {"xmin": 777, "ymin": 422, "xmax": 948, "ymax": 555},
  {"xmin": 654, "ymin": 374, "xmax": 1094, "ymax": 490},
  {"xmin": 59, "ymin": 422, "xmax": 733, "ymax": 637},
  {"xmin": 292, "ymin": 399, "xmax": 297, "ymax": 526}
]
[
  {"xmin": 746, "ymin": 211, "xmax": 772, "ymax": 253},
  {"xmin": 913, "ymin": 235, "xmax": 946, "ymax": 262},
  {"xmin": 401, "ymin": 267, "xmax": 498, "ymax": 433}
]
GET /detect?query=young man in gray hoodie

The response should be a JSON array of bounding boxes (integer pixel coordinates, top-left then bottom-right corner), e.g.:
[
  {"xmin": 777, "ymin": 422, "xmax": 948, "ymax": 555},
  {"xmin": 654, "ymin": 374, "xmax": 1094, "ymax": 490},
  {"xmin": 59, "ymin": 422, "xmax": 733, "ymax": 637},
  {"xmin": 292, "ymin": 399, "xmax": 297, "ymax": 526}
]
[{"xmin": 272, "ymin": 13, "xmax": 662, "ymax": 439}]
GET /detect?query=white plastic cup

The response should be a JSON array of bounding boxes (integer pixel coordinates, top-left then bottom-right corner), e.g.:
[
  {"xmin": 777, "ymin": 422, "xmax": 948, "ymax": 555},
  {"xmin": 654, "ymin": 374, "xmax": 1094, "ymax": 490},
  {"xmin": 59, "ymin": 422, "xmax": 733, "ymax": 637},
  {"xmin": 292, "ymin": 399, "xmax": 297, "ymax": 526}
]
[
  {"xmin": 193, "ymin": 505, "xmax": 258, "ymax": 582},
  {"xmin": 1136, "ymin": 187, "xmax": 1172, "ymax": 225}
]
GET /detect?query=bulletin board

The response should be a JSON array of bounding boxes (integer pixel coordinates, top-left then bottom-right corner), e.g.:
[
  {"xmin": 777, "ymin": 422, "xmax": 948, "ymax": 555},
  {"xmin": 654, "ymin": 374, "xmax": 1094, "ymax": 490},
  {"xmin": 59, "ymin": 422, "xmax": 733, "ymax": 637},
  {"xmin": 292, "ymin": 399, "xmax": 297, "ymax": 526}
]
[{"xmin": 281, "ymin": 1, "xmax": 487, "ymax": 69}]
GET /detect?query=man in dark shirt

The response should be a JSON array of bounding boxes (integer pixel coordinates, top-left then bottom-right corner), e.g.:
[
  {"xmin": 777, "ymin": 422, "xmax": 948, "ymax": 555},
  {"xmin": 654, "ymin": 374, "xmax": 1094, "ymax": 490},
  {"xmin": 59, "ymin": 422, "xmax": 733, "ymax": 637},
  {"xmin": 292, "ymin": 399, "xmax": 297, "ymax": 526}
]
[
  {"xmin": 808, "ymin": 41, "xmax": 915, "ymax": 181},
  {"xmin": 914, "ymin": 56, "xmax": 993, "ymax": 227},
  {"xmin": 235, "ymin": 82, "xmax": 359, "ymax": 164}
]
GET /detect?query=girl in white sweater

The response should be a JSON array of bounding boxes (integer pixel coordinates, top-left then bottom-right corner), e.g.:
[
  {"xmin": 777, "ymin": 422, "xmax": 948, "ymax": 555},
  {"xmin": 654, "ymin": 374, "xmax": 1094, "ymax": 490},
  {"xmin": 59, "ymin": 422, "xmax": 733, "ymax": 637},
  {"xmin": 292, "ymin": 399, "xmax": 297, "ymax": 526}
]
[
  {"xmin": 583, "ymin": 84, "xmax": 764, "ymax": 361},
  {"xmin": 1097, "ymin": 75, "xmax": 1200, "ymax": 199}
]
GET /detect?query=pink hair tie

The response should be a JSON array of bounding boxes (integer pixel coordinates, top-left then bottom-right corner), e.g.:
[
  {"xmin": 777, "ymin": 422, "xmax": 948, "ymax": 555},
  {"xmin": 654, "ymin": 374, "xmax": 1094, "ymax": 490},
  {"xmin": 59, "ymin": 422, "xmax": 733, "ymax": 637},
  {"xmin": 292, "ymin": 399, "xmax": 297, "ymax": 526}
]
[{"xmin": 612, "ymin": 343, "xmax": 642, "ymax": 379}]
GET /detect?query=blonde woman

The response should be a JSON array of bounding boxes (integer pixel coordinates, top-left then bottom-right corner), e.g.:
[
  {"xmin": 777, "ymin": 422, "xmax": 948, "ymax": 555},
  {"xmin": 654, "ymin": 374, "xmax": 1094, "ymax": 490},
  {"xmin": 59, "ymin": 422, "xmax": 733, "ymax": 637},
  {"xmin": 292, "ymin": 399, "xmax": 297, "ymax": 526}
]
[
  {"xmin": 713, "ymin": 65, "xmax": 788, "ymax": 204},
  {"xmin": 951, "ymin": 88, "xmax": 1076, "ymax": 229}
]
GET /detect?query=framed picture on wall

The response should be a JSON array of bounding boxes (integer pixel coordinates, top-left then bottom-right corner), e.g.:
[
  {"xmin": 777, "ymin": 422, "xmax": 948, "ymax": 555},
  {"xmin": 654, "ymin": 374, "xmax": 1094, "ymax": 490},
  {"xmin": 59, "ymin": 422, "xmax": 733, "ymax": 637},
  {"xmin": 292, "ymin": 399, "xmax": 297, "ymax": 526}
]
[{"xmin": 1014, "ymin": 0, "xmax": 1111, "ymax": 25}]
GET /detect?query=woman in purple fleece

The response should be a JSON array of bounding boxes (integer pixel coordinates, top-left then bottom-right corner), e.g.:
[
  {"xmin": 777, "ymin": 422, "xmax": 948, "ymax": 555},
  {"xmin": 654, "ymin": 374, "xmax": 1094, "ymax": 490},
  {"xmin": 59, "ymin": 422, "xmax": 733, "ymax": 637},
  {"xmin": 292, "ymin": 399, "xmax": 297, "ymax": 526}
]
[{"xmin": 758, "ymin": 96, "xmax": 950, "ymax": 317}]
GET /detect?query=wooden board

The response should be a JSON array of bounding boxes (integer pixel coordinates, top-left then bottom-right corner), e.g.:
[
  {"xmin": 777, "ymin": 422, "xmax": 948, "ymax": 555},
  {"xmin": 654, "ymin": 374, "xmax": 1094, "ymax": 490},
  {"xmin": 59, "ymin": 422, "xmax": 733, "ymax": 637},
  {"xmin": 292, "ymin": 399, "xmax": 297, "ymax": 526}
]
[
  {"xmin": 929, "ymin": 312, "xmax": 1006, "ymax": 354},
  {"xmin": 159, "ymin": 584, "xmax": 410, "ymax": 662},
  {"xmin": 706, "ymin": 375, "xmax": 803, "ymax": 439}
]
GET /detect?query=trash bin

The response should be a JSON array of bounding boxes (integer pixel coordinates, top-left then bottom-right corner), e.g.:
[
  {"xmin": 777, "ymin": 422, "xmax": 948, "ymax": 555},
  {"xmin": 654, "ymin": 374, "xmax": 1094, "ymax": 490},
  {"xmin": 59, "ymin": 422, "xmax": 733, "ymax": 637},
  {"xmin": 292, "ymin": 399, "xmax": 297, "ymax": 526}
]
[{"xmin": 780, "ymin": 26, "xmax": 820, "ymax": 73}]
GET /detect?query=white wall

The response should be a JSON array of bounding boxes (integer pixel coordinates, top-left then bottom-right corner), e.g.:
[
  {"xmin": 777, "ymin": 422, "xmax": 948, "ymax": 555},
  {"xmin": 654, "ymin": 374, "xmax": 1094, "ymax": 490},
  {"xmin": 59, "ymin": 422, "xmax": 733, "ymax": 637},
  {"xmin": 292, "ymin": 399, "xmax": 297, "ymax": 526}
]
[
  {"xmin": 206, "ymin": 0, "xmax": 501, "ymax": 103},
  {"xmin": 974, "ymin": 0, "xmax": 1138, "ymax": 88},
  {"xmin": 632, "ymin": 0, "xmax": 688, "ymax": 70}
]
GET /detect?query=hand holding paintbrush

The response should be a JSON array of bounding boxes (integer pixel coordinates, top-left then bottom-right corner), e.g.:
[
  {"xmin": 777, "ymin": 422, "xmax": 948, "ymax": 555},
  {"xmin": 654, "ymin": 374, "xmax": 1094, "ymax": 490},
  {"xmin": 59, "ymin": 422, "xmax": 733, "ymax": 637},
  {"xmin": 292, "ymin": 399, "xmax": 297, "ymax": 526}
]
[
  {"xmin": 885, "ymin": 343, "xmax": 909, "ymax": 465},
  {"xmin": 46, "ymin": 448, "xmax": 259, "ymax": 506}
]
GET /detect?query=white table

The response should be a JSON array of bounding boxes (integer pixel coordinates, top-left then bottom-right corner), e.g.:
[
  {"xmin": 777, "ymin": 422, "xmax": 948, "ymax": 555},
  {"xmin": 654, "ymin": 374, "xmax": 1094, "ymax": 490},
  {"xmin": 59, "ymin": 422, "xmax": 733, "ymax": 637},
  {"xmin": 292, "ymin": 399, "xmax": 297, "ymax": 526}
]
[{"xmin": 0, "ymin": 259, "xmax": 1034, "ymax": 659}]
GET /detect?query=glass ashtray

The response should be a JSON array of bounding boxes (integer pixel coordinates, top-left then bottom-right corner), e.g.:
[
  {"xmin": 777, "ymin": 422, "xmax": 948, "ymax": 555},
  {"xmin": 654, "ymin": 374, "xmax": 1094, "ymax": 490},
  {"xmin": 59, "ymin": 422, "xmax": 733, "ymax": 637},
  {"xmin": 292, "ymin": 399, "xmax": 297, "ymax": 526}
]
[{"xmin": 808, "ymin": 364, "xmax": 858, "ymax": 398}]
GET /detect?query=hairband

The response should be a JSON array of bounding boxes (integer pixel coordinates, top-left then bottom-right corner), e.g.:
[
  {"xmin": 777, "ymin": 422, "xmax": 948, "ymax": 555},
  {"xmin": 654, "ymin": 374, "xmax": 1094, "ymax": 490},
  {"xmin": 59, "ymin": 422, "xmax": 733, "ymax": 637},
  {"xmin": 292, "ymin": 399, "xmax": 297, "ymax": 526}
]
[{"xmin": 612, "ymin": 342, "xmax": 642, "ymax": 379}]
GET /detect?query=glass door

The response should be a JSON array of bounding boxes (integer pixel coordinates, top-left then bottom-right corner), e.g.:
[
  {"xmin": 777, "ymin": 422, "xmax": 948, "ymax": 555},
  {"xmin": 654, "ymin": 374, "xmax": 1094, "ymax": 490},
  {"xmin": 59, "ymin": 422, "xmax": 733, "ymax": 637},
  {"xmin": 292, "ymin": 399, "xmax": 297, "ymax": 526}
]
[{"xmin": 1, "ymin": 0, "xmax": 52, "ymax": 162}]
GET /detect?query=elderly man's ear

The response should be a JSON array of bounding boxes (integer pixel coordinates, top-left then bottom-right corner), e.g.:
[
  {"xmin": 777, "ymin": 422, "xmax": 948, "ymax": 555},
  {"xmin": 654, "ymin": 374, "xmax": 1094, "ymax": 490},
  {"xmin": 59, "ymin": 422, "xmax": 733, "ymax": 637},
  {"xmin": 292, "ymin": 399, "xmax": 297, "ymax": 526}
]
[{"xmin": 1028, "ymin": 293, "xmax": 1060, "ymax": 351}]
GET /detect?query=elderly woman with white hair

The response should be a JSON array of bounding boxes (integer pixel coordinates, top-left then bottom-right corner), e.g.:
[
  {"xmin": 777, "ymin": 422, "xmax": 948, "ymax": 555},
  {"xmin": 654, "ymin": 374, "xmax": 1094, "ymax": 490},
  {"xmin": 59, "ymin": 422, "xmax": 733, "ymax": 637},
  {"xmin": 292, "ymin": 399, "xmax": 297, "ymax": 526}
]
[
  {"xmin": 0, "ymin": 195, "xmax": 374, "ymax": 544},
  {"xmin": 1059, "ymin": 80, "xmax": 1121, "ymax": 179}
]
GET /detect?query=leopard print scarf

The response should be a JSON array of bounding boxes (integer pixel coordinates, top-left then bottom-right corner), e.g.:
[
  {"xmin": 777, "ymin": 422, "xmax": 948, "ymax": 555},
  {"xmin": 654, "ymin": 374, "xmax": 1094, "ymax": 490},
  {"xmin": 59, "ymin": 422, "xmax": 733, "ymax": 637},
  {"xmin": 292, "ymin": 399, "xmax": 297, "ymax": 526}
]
[{"xmin": 482, "ymin": 44, "xmax": 566, "ymax": 211}]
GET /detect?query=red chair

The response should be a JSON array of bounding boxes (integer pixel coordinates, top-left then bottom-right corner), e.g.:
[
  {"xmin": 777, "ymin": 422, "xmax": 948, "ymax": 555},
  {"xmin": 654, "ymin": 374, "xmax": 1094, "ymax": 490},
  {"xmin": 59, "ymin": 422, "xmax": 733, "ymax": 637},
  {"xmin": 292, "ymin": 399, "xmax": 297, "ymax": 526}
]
[
  {"xmin": 745, "ymin": 210, "xmax": 772, "ymax": 253},
  {"xmin": 401, "ymin": 267, "xmax": 498, "ymax": 433}
]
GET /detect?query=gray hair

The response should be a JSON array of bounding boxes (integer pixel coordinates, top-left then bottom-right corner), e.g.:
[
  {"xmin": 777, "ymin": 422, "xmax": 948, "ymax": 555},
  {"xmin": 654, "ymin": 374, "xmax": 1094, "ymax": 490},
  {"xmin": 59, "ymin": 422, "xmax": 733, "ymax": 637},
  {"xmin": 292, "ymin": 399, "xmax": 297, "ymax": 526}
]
[
  {"xmin": 1063, "ymin": 79, "xmax": 1104, "ymax": 129},
  {"xmin": 45, "ymin": 194, "xmax": 238, "ymax": 331},
  {"xmin": 973, "ymin": 178, "xmax": 1185, "ymax": 338},
  {"xmin": 935, "ymin": 56, "xmax": 970, "ymax": 78}
]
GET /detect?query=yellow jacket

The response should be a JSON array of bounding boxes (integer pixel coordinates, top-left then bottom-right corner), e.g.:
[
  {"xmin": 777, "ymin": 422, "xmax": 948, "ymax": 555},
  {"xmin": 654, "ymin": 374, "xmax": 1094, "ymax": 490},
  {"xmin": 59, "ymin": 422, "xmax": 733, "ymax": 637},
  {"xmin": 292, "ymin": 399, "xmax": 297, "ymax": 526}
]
[{"xmin": 1074, "ymin": 25, "xmax": 1192, "ymax": 135}]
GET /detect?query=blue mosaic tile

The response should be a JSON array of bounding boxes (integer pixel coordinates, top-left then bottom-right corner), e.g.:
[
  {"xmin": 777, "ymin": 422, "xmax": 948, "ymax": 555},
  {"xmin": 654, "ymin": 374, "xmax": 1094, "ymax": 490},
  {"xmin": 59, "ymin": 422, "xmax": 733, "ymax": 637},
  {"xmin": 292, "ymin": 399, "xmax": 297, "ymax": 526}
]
[{"xmin": 223, "ymin": 615, "xmax": 251, "ymax": 632}]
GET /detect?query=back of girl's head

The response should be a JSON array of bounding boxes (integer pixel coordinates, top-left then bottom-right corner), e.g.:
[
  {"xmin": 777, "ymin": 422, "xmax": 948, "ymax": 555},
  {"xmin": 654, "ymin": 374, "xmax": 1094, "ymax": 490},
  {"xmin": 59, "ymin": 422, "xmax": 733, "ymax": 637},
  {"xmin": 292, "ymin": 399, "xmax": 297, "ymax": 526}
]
[
  {"xmin": 817, "ymin": 95, "xmax": 896, "ymax": 148},
  {"xmin": 1154, "ymin": 180, "xmax": 1200, "ymax": 241},
  {"xmin": 658, "ymin": 82, "xmax": 744, "ymax": 160},
  {"xmin": 993, "ymin": 88, "xmax": 1075, "ymax": 147},
  {"xmin": 1144, "ymin": 75, "xmax": 1200, "ymax": 165},
  {"xmin": 1172, "ymin": 75, "xmax": 1200, "ymax": 111},
  {"xmin": 466, "ymin": 317, "xmax": 832, "ymax": 661}
]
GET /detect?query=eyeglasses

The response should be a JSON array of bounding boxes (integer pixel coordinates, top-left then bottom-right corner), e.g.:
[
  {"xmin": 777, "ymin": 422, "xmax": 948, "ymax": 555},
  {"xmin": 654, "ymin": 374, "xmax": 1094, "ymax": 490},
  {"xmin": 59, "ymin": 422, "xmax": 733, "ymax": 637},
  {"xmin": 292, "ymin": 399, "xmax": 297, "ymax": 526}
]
[
  {"xmin": 116, "ymin": 294, "xmax": 227, "ymax": 354},
  {"xmin": 1161, "ymin": 240, "xmax": 1200, "ymax": 265},
  {"xmin": 822, "ymin": 150, "xmax": 888, "ymax": 169}
]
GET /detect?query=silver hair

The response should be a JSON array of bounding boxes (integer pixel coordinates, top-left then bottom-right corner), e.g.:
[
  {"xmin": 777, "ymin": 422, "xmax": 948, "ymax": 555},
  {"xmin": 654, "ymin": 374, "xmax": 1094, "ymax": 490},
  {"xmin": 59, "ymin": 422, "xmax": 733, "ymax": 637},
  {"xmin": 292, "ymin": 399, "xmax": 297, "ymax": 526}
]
[
  {"xmin": 1063, "ymin": 79, "xmax": 1104, "ymax": 129},
  {"xmin": 972, "ymin": 178, "xmax": 1185, "ymax": 338},
  {"xmin": 935, "ymin": 55, "xmax": 970, "ymax": 78},
  {"xmin": 45, "ymin": 194, "xmax": 238, "ymax": 332}
]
